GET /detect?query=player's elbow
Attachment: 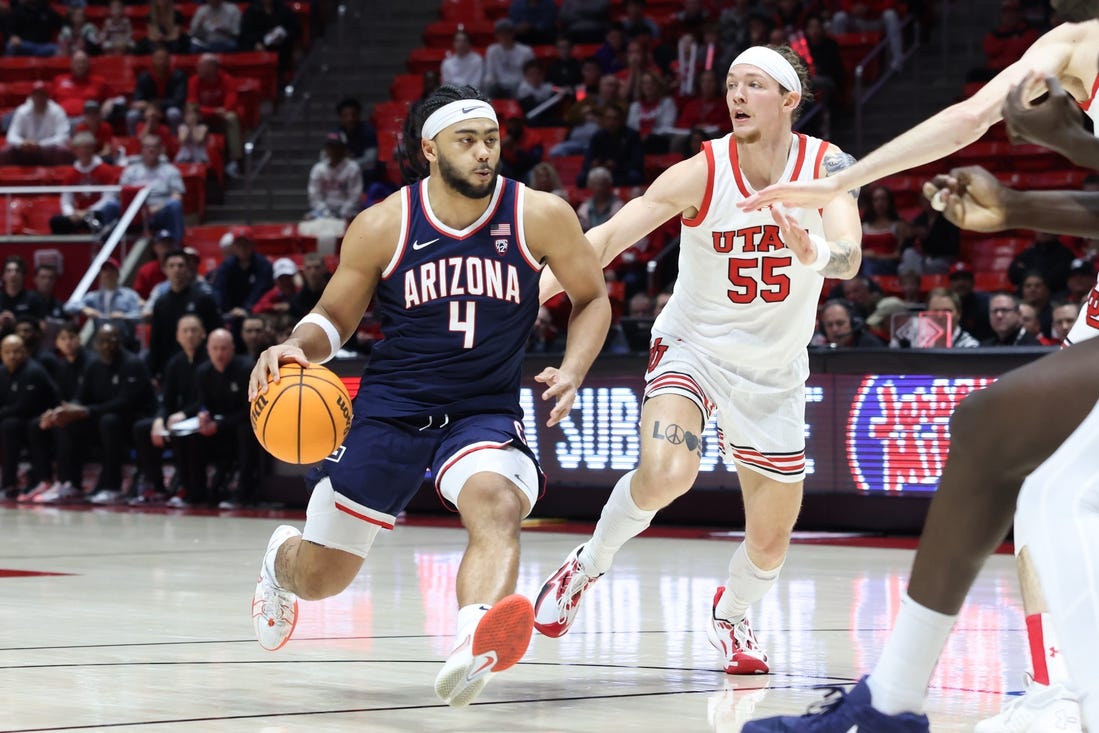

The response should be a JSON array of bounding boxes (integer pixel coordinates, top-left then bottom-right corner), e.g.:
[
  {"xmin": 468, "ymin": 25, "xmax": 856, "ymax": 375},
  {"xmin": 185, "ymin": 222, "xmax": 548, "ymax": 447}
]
[{"xmin": 945, "ymin": 103, "xmax": 993, "ymax": 145}]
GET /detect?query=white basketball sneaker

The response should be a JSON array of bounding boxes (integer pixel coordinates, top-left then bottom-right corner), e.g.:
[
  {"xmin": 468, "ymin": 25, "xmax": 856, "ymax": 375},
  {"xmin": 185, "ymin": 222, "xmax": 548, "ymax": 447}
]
[
  {"xmin": 705, "ymin": 587, "xmax": 769, "ymax": 674},
  {"xmin": 434, "ymin": 594, "xmax": 535, "ymax": 707},
  {"xmin": 251, "ymin": 525, "xmax": 301, "ymax": 651},
  {"xmin": 974, "ymin": 678, "xmax": 1082, "ymax": 733},
  {"xmin": 533, "ymin": 544, "xmax": 603, "ymax": 638}
]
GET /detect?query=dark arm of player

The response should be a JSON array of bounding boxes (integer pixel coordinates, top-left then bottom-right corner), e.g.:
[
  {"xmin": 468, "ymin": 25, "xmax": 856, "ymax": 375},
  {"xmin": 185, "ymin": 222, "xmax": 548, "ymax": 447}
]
[
  {"xmin": 1002, "ymin": 74, "xmax": 1099, "ymax": 172},
  {"xmin": 1002, "ymin": 189, "xmax": 1099, "ymax": 239}
]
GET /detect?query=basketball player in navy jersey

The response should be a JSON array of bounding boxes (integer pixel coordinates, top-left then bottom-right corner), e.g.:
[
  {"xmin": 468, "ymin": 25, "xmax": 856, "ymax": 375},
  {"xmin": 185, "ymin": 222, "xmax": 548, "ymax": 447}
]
[
  {"xmin": 742, "ymin": 75, "xmax": 1099, "ymax": 732},
  {"xmin": 533, "ymin": 45, "xmax": 863, "ymax": 677},
  {"xmin": 247, "ymin": 85, "xmax": 610, "ymax": 707}
]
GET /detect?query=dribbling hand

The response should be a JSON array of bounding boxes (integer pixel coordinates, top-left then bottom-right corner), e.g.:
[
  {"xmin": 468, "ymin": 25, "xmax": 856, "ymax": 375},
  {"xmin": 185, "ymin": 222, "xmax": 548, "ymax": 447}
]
[
  {"xmin": 921, "ymin": 166, "xmax": 1010, "ymax": 232},
  {"xmin": 535, "ymin": 366, "xmax": 580, "ymax": 427},
  {"xmin": 248, "ymin": 342, "xmax": 309, "ymax": 401}
]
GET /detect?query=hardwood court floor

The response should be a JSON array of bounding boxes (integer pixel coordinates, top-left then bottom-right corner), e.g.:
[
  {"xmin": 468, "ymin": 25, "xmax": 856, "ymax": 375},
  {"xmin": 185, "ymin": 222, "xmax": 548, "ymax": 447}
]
[{"xmin": 1, "ymin": 506, "xmax": 1027, "ymax": 732}]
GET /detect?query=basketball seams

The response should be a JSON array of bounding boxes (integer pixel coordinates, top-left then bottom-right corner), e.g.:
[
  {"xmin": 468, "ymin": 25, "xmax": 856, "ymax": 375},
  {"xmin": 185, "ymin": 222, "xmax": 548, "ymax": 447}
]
[{"xmin": 252, "ymin": 364, "xmax": 351, "ymax": 464}]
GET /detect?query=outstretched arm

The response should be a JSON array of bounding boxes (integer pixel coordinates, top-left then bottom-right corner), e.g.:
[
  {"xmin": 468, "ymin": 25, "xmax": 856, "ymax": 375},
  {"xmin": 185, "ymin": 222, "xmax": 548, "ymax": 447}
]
[
  {"xmin": 738, "ymin": 23, "xmax": 1081, "ymax": 212},
  {"xmin": 526, "ymin": 191, "xmax": 612, "ymax": 426},
  {"xmin": 1002, "ymin": 73, "xmax": 1099, "ymax": 171},
  {"xmin": 539, "ymin": 152, "xmax": 708, "ymax": 303}
]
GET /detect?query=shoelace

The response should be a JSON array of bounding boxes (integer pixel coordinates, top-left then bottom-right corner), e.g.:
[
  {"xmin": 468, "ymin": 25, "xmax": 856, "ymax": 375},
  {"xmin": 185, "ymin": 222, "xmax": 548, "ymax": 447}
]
[
  {"xmin": 260, "ymin": 586, "xmax": 292, "ymax": 623},
  {"xmin": 803, "ymin": 685, "xmax": 849, "ymax": 718},
  {"xmin": 554, "ymin": 563, "xmax": 596, "ymax": 623}
]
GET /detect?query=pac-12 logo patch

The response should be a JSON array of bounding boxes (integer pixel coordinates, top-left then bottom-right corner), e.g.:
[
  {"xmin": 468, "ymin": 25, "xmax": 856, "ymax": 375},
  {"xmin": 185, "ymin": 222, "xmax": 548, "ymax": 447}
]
[
  {"xmin": 495, "ymin": 238, "xmax": 509, "ymax": 255},
  {"xmin": 325, "ymin": 445, "xmax": 346, "ymax": 463}
]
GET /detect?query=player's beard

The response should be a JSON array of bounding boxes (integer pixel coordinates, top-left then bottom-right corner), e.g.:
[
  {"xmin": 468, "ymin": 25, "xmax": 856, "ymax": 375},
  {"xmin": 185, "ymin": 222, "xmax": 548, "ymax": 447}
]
[{"xmin": 438, "ymin": 152, "xmax": 499, "ymax": 200}]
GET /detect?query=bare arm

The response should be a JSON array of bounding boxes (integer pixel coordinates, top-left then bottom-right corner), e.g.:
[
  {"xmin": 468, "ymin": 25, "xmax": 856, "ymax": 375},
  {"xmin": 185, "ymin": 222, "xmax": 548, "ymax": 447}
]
[
  {"xmin": 1002, "ymin": 74, "xmax": 1099, "ymax": 171},
  {"xmin": 739, "ymin": 23, "xmax": 1082, "ymax": 211},
  {"xmin": 248, "ymin": 192, "xmax": 398, "ymax": 397},
  {"xmin": 539, "ymin": 152, "xmax": 708, "ymax": 302},
  {"xmin": 526, "ymin": 191, "xmax": 612, "ymax": 426}
]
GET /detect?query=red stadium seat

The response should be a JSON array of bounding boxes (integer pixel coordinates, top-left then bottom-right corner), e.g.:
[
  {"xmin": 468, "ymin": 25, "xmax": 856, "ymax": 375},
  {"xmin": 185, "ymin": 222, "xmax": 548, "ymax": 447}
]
[
  {"xmin": 644, "ymin": 153, "xmax": 681, "ymax": 183},
  {"xmin": 974, "ymin": 271, "xmax": 1013, "ymax": 292},
  {"xmin": 373, "ymin": 101, "xmax": 411, "ymax": 132},
  {"xmin": 407, "ymin": 47, "xmax": 448, "ymax": 75},
  {"xmin": 423, "ymin": 19, "xmax": 495, "ymax": 47},
  {"xmin": 390, "ymin": 74, "xmax": 425, "ymax": 103},
  {"xmin": 175, "ymin": 163, "xmax": 208, "ymax": 219},
  {"xmin": 552, "ymin": 155, "xmax": 584, "ymax": 187},
  {"xmin": 522, "ymin": 126, "xmax": 568, "ymax": 149}
]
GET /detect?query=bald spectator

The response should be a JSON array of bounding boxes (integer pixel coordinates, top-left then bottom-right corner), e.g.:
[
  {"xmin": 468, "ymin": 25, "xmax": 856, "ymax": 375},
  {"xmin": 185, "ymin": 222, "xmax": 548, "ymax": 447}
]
[
  {"xmin": 52, "ymin": 52, "xmax": 112, "ymax": 120},
  {"xmin": 190, "ymin": 0, "xmax": 242, "ymax": 52},
  {"xmin": 132, "ymin": 314, "xmax": 207, "ymax": 504},
  {"xmin": 982, "ymin": 292, "xmax": 1040, "ymax": 346},
  {"xmin": 171, "ymin": 329, "xmax": 258, "ymax": 508},
  {"xmin": 188, "ymin": 54, "xmax": 243, "ymax": 177},
  {"xmin": 440, "ymin": 30, "xmax": 484, "ymax": 89},
  {"xmin": 5, "ymin": 0, "xmax": 64, "ymax": 57},
  {"xmin": 119, "ymin": 135, "xmax": 186, "ymax": 244},
  {"xmin": 49, "ymin": 132, "xmax": 122, "ymax": 235},
  {"xmin": 0, "ymin": 83, "xmax": 71, "ymax": 166},
  {"xmin": 1, "ymin": 334, "xmax": 60, "ymax": 500},
  {"xmin": 129, "ymin": 46, "xmax": 189, "ymax": 134},
  {"xmin": 39, "ymin": 324, "xmax": 156, "ymax": 504},
  {"xmin": 147, "ymin": 249, "xmax": 222, "ymax": 380},
  {"xmin": 483, "ymin": 18, "xmax": 535, "ymax": 99},
  {"xmin": 1, "ymin": 257, "xmax": 45, "ymax": 336}
]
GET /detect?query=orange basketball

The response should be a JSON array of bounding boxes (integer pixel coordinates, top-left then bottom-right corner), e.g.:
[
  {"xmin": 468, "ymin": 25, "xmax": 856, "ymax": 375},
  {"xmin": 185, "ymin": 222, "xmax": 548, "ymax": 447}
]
[{"xmin": 250, "ymin": 363, "xmax": 353, "ymax": 464}]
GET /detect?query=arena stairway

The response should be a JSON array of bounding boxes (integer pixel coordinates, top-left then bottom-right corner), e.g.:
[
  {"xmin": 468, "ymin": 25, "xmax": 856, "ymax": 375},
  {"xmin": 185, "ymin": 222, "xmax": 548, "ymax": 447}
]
[{"xmin": 206, "ymin": 0, "xmax": 441, "ymax": 222}]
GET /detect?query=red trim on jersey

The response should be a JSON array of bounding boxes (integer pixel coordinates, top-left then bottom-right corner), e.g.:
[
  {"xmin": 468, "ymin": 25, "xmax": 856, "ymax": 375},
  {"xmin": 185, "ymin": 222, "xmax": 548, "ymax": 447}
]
[
  {"xmin": 729, "ymin": 136, "xmax": 752, "ymax": 198},
  {"xmin": 335, "ymin": 502, "xmax": 396, "ymax": 530},
  {"xmin": 1083, "ymin": 73, "xmax": 1099, "ymax": 112},
  {"xmin": 433, "ymin": 441, "xmax": 513, "ymax": 509},
  {"xmin": 812, "ymin": 140, "xmax": 831, "ymax": 180},
  {"xmin": 512, "ymin": 182, "xmax": 542, "ymax": 271},
  {"xmin": 646, "ymin": 372, "xmax": 715, "ymax": 414},
  {"xmin": 421, "ymin": 177, "xmax": 506, "ymax": 240},
  {"xmin": 682, "ymin": 141, "xmax": 716, "ymax": 228},
  {"xmin": 382, "ymin": 186, "xmax": 413, "ymax": 280},
  {"xmin": 731, "ymin": 446, "xmax": 806, "ymax": 475},
  {"xmin": 791, "ymin": 133, "xmax": 809, "ymax": 181}
]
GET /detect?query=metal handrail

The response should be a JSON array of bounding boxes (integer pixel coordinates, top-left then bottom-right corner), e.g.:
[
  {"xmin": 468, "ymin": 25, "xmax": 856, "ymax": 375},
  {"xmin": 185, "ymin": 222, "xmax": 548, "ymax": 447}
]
[{"xmin": 853, "ymin": 15, "xmax": 922, "ymax": 154}]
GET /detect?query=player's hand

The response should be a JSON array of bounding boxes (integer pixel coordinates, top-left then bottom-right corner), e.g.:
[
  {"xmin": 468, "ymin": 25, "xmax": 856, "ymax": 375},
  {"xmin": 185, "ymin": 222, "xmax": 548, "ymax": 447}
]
[
  {"xmin": 249, "ymin": 341, "xmax": 308, "ymax": 401},
  {"xmin": 535, "ymin": 366, "xmax": 580, "ymax": 427},
  {"xmin": 738, "ymin": 177, "xmax": 842, "ymax": 212},
  {"xmin": 921, "ymin": 166, "xmax": 1010, "ymax": 232},
  {"xmin": 769, "ymin": 204, "xmax": 815, "ymax": 266},
  {"xmin": 1002, "ymin": 72, "xmax": 1081, "ymax": 153}
]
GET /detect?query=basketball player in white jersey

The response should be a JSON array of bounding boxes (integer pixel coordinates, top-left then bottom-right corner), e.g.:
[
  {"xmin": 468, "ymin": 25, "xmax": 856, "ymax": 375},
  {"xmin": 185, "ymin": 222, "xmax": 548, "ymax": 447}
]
[
  {"xmin": 741, "ymin": 73, "xmax": 1099, "ymax": 732},
  {"xmin": 531, "ymin": 45, "xmax": 863, "ymax": 675}
]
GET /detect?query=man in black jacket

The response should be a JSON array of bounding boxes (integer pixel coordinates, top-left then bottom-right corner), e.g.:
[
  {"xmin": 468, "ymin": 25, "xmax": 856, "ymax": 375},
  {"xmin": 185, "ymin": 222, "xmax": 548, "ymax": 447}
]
[
  {"xmin": 1, "ymin": 334, "xmax": 60, "ymax": 499},
  {"xmin": 132, "ymin": 313, "xmax": 207, "ymax": 504},
  {"xmin": 172, "ymin": 329, "xmax": 257, "ymax": 508},
  {"xmin": 39, "ymin": 324, "xmax": 156, "ymax": 504},
  {"xmin": 46, "ymin": 321, "xmax": 92, "ymax": 402},
  {"xmin": 1, "ymin": 256, "xmax": 45, "ymax": 337},
  {"xmin": 127, "ymin": 46, "xmax": 189, "ymax": 133},
  {"xmin": 147, "ymin": 250, "xmax": 222, "ymax": 381}
]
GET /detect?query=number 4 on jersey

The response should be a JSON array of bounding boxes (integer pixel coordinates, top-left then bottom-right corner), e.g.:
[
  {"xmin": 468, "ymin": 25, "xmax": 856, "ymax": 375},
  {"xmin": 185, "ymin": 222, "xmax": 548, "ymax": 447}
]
[{"xmin": 450, "ymin": 301, "xmax": 476, "ymax": 348}]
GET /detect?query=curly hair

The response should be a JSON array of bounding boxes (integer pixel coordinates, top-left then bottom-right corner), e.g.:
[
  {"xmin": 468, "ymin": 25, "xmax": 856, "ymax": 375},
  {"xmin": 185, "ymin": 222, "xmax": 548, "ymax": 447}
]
[
  {"xmin": 399, "ymin": 84, "xmax": 492, "ymax": 184},
  {"xmin": 768, "ymin": 44, "xmax": 814, "ymax": 121}
]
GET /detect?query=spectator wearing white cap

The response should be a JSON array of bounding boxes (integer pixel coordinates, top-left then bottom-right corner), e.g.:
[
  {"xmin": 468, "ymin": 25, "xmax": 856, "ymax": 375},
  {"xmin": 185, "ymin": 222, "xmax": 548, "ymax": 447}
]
[
  {"xmin": 49, "ymin": 131, "xmax": 122, "ymax": 235},
  {"xmin": 306, "ymin": 132, "xmax": 363, "ymax": 220},
  {"xmin": 1, "ymin": 82, "xmax": 72, "ymax": 166},
  {"xmin": 252, "ymin": 257, "xmax": 300, "ymax": 315}
]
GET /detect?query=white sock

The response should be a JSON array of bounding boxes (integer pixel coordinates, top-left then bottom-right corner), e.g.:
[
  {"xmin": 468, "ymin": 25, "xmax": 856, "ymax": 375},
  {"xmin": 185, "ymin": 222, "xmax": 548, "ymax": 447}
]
[
  {"xmin": 867, "ymin": 594, "xmax": 956, "ymax": 715},
  {"xmin": 579, "ymin": 470, "xmax": 657, "ymax": 575},
  {"xmin": 456, "ymin": 603, "xmax": 489, "ymax": 639},
  {"xmin": 714, "ymin": 544, "xmax": 783, "ymax": 623}
]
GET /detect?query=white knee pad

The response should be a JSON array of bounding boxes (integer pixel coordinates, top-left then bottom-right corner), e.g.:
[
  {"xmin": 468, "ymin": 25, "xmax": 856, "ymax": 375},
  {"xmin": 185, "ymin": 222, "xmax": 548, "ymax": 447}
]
[
  {"xmin": 437, "ymin": 445, "xmax": 539, "ymax": 517},
  {"xmin": 301, "ymin": 477, "xmax": 385, "ymax": 559}
]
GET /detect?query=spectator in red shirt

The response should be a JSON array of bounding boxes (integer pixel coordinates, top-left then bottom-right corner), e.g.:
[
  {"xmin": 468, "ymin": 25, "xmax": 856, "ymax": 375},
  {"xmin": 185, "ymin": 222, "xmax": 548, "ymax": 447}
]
[
  {"xmin": 137, "ymin": 103, "xmax": 180, "ymax": 161},
  {"xmin": 74, "ymin": 100, "xmax": 115, "ymax": 162},
  {"xmin": 674, "ymin": 68, "xmax": 730, "ymax": 138},
  {"xmin": 49, "ymin": 132, "xmax": 122, "ymax": 235},
  {"xmin": 970, "ymin": 0, "xmax": 1041, "ymax": 81},
  {"xmin": 53, "ymin": 51, "xmax": 112, "ymax": 120},
  {"xmin": 252, "ymin": 258, "xmax": 299, "ymax": 315},
  {"xmin": 187, "ymin": 54, "xmax": 242, "ymax": 176},
  {"xmin": 132, "ymin": 231, "xmax": 176, "ymax": 300}
]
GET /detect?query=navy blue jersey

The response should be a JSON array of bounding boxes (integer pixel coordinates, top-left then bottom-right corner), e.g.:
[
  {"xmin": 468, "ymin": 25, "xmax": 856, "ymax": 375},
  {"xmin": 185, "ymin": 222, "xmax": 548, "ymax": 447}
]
[{"xmin": 357, "ymin": 176, "xmax": 543, "ymax": 419}]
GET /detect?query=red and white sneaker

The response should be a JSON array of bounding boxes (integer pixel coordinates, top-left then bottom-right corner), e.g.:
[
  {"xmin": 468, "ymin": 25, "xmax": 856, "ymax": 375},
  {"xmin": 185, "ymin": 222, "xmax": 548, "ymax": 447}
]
[
  {"xmin": 251, "ymin": 525, "xmax": 301, "ymax": 651},
  {"xmin": 705, "ymin": 587, "xmax": 769, "ymax": 675},
  {"xmin": 434, "ymin": 594, "xmax": 535, "ymax": 707},
  {"xmin": 533, "ymin": 544, "xmax": 603, "ymax": 638}
]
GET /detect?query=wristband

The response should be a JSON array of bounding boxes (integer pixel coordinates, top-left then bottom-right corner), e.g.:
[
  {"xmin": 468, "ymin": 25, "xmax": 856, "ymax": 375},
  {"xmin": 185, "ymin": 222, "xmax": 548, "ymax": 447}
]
[
  {"xmin": 293, "ymin": 313, "xmax": 341, "ymax": 364},
  {"xmin": 807, "ymin": 233, "xmax": 831, "ymax": 272}
]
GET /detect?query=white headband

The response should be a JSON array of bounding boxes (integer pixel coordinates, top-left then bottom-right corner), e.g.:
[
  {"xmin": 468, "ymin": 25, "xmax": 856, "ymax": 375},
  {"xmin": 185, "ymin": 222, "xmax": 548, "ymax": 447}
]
[
  {"xmin": 421, "ymin": 99, "xmax": 498, "ymax": 140},
  {"xmin": 729, "ymin": 47, "xmax": 801, "ymax": 95}
]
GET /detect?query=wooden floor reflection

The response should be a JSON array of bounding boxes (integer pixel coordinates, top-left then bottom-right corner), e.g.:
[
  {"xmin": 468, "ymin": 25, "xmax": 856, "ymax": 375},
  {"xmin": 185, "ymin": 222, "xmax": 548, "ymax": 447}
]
[{"xmin": 1, "ymin": 506, "xmax": 1026, "ymax": 732}]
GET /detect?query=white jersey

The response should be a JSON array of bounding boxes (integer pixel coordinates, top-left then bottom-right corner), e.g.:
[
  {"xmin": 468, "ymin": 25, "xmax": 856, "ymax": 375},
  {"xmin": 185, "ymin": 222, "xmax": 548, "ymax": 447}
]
[
  {"xmin": 1065, "ymin": 72, "xmax": 1099, "ymax": 347},
  {"xmin": 654, "ymin": 131, "xmax": 830, "ymax": 386}
]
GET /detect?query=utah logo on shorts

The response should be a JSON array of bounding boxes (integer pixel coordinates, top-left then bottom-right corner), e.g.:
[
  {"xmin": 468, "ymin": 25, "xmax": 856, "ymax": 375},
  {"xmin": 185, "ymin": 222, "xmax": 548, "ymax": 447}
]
[{"xmin": 325, "ymin": 445, "xmax": 346, "ymax": 463}]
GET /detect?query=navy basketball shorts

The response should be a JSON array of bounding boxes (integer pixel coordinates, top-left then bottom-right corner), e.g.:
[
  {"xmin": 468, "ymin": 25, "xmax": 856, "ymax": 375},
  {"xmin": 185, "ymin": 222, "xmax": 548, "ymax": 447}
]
[{"xmin": 301, "ymin": 412, "xmax": 544, "ymax": 558}]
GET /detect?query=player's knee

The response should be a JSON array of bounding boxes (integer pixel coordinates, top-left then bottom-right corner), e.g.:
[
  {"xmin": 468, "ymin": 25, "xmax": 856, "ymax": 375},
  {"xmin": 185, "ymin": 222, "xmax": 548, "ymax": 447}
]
[
  {"xmin": 634, "ymin": 460, "xmax": 695, "ymax": 505},
  {"xmin": 745, "ymin": 528, "xmax": 793, "ymax": 567},
  {"xmin": 459, "ymin": 476, "xmax": 525, "ymax": 535}
]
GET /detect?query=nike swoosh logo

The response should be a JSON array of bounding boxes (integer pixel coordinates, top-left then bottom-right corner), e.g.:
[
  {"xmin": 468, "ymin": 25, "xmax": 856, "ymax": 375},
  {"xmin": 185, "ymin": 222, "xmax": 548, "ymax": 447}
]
[
  {"xmin": 412, "ymin": 238, "xmax": 440, "ymax": 250},
  {"xmin": 461, "ymin": 106, "xmax": 479, "ymax": 114},
  {"xmin": 466, "ymin": 652, "xmax": 496, "ymax": 681}
]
